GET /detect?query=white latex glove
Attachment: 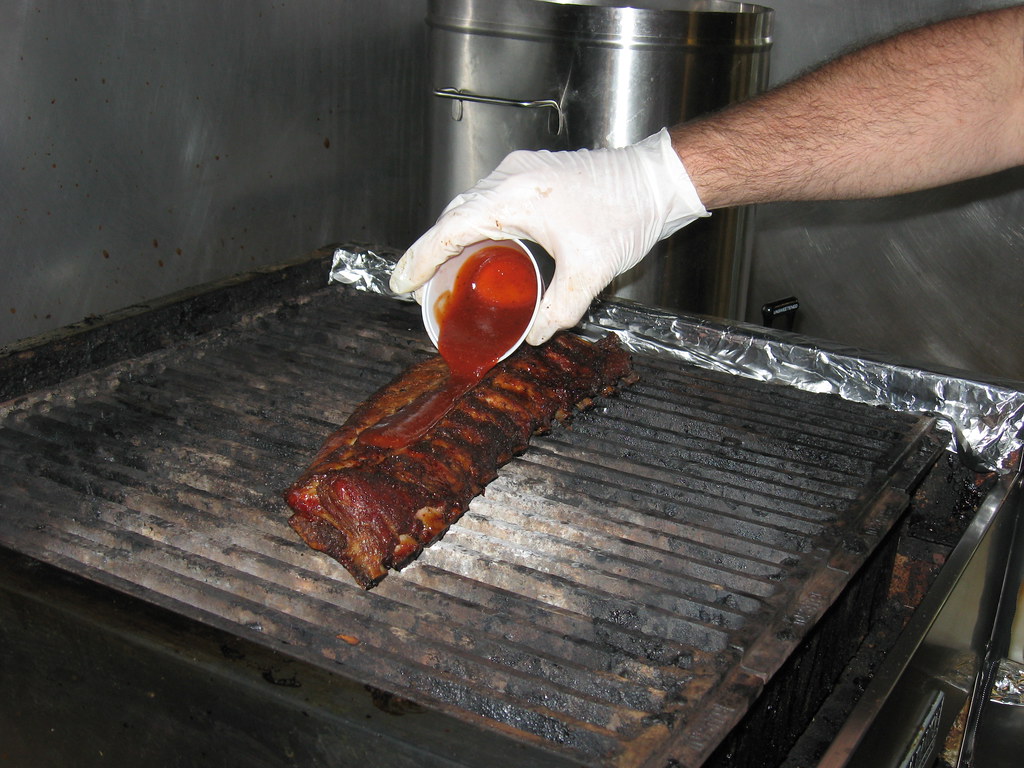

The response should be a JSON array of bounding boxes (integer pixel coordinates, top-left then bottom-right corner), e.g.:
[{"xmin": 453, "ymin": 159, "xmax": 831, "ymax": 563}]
[{"xmin": 390, "ymin": 128, "xmax": 709, "ymax": 345}]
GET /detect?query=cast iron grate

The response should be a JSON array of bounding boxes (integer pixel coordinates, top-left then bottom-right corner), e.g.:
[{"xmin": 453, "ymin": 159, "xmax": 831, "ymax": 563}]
[{"xmin": 0, "ymin": 282, "xmax": 943, "ymax": 767}]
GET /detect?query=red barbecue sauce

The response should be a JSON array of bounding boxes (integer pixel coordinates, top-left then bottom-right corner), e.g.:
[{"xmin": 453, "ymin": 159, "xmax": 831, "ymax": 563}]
[{"xmin": 359, "ymin": 245, "xmax": 537, "ymax": 449}]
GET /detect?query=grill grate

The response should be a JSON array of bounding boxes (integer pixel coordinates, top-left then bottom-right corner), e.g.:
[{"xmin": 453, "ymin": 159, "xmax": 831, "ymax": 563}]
[{"xmin": 0, "ymin": 281, "xmax": 943, "ymax": 767}]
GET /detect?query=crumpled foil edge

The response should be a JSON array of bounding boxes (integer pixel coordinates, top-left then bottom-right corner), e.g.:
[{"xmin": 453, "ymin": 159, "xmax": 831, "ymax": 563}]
[
  {"xmin": 329, "ymin": 245, "xmax": 1024, "ymax": 474},
  {"xmin": 990, "ymin": 658, "xmax": 1024, "ymax": 706},
  {"xmin": 329, "ymin": 246, "xmax": 415, "ymax": 301}
]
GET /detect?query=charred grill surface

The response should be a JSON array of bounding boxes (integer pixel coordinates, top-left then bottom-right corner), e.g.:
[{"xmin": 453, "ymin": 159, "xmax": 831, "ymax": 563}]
[
  {"xmin": 0, "ymin": 274, "xmax": 944, "ymax": 767},
  {"xmin": 286, "ymin": 333, "xmax": 635, "ymax": 588}
]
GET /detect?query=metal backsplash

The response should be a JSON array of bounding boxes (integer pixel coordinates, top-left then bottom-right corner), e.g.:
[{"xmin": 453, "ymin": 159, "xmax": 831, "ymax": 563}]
[
  {"xmin": 0, "ymin": 0, "xmax": 428, "ymax": 348},
  {"xmin": 2, "ymin": 0, "xmax": 1021, "ymax": 383},
  {"xmin": 748, "ymin": 0, "xmax": 1024, "ymax": 381}
]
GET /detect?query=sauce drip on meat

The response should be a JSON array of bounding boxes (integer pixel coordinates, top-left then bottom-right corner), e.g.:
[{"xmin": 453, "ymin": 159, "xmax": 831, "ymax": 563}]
[{"xmin": 359, "ymin": 245, "xmax": 538, "ymax": 449}]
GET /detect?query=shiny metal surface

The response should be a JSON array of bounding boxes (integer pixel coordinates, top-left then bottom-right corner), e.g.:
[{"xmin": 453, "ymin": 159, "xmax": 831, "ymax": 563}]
[
  {"xmin": 433, "ymin": 87, "xmax": 564, "ymax": 134},
  {"xmin": 969, "ymin": 699, "xmax": 1024, "ymax": 768},
  {"xmin": 748, "ymin": 0, "xmax": 1024, "ymax": 381},
  {"xmin": 820, "ymin": 472, "xmax": 1022, "ymax": 767},
  {"xmin": 426, "ymin": 0, "xmax": 773, "ymax": 318},
  {"xmin": 0, "ymin": 0, "xmax": 428, "ymax": 349},
  {"xmin": 960, "ymin": 490, "xmax": 1024, "ymax": 766},
  {"xmin": 749, "ymin": 177, "xmax": 1024, "ymax": 383}
]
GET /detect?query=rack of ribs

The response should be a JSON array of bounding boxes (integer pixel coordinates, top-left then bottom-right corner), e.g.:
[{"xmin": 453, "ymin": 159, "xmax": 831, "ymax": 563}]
[{"xmin": 283, "ymin": 332, "xmax": 636, "ymax": 588}]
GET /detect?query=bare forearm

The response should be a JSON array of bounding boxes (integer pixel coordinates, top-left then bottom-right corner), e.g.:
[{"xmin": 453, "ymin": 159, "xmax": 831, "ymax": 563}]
[{"xmin": 673, "ymin": 5, "xmax": 1024, "ymax": 209}]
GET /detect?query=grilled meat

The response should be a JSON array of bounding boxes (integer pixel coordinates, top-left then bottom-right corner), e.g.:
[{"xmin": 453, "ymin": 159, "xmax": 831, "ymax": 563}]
[{"xmin": 284, "ymin": 332, "xmax": 636, "ymax": 588}]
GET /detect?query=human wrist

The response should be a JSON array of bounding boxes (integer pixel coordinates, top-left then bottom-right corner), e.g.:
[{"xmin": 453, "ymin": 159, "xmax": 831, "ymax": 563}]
[
  {"xmin": 668, "ymin": 119, "xmax": 752, "ymax": 211},
  {"xmin": 636, "ymin": 128, "xmax": 709, "ymax": 240}
]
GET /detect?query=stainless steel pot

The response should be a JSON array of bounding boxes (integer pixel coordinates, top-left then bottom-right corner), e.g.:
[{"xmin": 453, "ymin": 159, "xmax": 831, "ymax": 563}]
[{"xmin": 426, "ymin": 0, "xmax": 773, "ymax": 318}]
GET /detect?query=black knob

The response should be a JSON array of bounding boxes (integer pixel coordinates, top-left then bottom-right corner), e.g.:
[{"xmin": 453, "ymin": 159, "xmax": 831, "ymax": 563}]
[{"xmin": 761, "ymin": 297, "xmax": 799, "ymax": 331}]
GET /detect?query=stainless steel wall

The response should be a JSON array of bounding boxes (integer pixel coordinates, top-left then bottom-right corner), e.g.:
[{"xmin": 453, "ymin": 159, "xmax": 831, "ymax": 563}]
[
  {"xmin": 1, "ymin": 0, "xmax": 428, "ymax": 348},
  {"xmin": 747, "ymin": 0, "xmax": 1023, "ymax": 381},
  {"xmin": 2, "ymin": 0, "xmax": 1021, "ymax": 382}
]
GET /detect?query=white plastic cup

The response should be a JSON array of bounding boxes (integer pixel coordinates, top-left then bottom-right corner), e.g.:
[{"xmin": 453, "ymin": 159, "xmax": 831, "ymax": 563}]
[{"xmin": 421, "ymin": 238, "xmax": 544, "ymax": 362}]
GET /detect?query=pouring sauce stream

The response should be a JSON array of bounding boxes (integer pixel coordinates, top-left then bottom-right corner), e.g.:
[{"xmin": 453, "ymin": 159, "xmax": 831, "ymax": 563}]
[{"xmin": 359, "ymin": 245, "xmax": 537, "ymax": 449}]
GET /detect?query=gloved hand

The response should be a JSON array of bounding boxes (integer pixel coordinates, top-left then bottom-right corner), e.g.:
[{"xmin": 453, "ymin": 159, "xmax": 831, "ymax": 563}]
[{"xmin": 390, "ymin": 128, "xmax": 709, "ymax": 345}]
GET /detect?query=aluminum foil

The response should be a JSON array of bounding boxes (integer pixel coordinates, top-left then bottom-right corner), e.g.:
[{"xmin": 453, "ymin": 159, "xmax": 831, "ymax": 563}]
[
  {"xmin": 329, "ymin": 245, "xmax": 1024, "ymax": 474},
  {"xmin": 329, "ymin": 245, "xmax": 414, "ymax": 301},
  {"xmin": 991, "ymin": 659, "xmax": 1024, "ymax": 707}
]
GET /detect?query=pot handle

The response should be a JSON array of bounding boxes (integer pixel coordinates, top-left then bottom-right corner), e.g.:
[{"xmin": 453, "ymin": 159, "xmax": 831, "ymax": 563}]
[{"xmin": 433, "ymin": 87, "xmax": 562, "ymax": 134}]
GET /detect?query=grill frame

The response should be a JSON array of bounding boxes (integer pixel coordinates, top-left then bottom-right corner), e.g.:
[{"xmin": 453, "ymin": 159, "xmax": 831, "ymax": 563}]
[{"xmin": 0, "ymin": 253, "xmax": 947, "ymax": 767}]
